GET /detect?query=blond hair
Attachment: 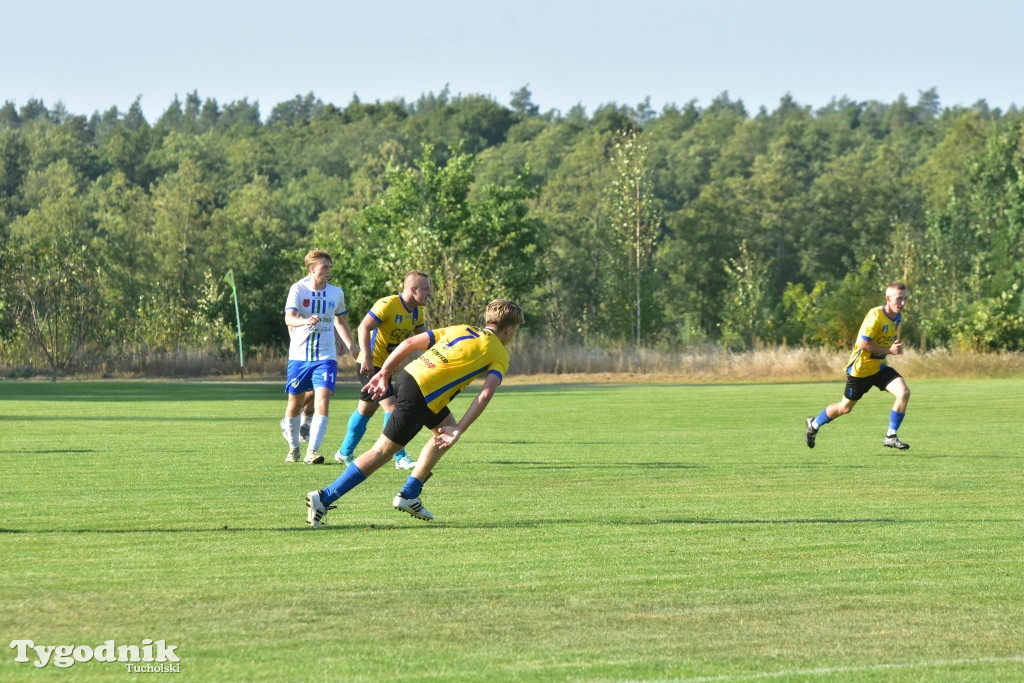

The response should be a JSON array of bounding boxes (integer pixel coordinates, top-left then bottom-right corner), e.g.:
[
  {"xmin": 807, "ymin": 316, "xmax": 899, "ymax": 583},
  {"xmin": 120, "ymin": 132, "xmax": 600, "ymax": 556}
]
[
  {"xmin": 405, "ymin": 269, "xmax": 429, "ymax": 282},
  {"xmin": 304, "ymin": 249, "xmax": 332, "ymax": 271},
  {"xmin": 485, "ymin": 299, "xmax": 524, "ymax": 329}
]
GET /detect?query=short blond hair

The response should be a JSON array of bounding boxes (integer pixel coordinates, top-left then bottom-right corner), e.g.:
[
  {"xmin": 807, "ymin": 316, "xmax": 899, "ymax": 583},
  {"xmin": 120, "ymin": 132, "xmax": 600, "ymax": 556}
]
[
  {"xmin": 404, "ymin": 270, "xmax": 430, "ymax": 287},
  {"xmin": 304, "ymin": 249, "xmax": 332, "ymax": 271},
  {"xmin": 485, "ymin": 299, "xmax": 524, "ymax": 329}
]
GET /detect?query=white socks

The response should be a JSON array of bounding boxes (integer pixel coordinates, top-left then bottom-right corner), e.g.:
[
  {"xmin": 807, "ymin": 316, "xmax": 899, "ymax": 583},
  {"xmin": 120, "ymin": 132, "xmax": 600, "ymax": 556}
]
[{"xmin": 308, "ymin": 414, "xmax": 328, "ymax": 452}]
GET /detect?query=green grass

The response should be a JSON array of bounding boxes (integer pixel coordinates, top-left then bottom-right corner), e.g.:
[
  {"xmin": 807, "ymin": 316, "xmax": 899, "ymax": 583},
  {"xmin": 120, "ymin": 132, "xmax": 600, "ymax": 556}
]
[{"xmin": 1, "ymin": 379, "xmax": 1023, "ymax": 681}]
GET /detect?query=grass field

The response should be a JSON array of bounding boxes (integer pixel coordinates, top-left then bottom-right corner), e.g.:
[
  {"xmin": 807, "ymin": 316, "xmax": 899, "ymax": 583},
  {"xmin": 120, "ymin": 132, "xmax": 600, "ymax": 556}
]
[{"xmin": 2, "ymin": 378, "xmax": 1023, "ymax": 681}]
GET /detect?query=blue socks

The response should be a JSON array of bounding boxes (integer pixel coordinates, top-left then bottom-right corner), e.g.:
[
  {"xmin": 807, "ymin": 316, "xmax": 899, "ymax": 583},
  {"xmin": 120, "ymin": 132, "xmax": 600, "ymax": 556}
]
[
  {"xmin": 340, "ymin": 411, "xmax": 370, "ymax": 456},
  {"xmin": 813, "ymin": 408, "xmax": 904, "ymax": 434},
  {"xmin": 382, "ymin": 412, "xmax": 409, "ymax": 463},
  {"xmin": 321, "ymin": 463, "xmax": 367, "ymax": 506},
  {"xmin": 321, "ymin": 468, "xmax": 425, "ymax": 507},
  {"xmin": 341, "ymin": 411, "xmax": 407, "ymax": 462},
  {"xmin": 400, "ymin": 476, "xmax": 424, "ymax": 500},
  {"xmin": 888, "ymin": 410, "xmax": 905, "ymax": 435}
]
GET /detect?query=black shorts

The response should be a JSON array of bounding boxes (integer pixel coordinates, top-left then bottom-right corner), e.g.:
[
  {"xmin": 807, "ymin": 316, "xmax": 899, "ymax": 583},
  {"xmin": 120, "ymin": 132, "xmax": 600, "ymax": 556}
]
[
  {"xmin": 382, "ymin": 370, "xmax": 451, "ymax": 446},
  {"xmin": 844, "ymin": 366, "xmax": 902, "ymax": 401},
  {"xmin": 357, "ymin": 366, "xmax": 392, "ymax": 403}
]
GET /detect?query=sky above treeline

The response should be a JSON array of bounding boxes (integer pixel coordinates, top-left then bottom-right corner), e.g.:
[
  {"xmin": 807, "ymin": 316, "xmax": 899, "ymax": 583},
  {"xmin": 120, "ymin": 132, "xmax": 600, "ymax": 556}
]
[{"xmin": 5, "ymin": 0, "xmax": 1022, "ymax": 121}]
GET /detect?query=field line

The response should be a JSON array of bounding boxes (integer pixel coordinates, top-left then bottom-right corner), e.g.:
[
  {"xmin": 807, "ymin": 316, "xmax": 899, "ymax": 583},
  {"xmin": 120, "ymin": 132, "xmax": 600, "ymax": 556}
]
[{"xmin": 672, "ymin": 655, "xmax": 1024, "ymax": 681}]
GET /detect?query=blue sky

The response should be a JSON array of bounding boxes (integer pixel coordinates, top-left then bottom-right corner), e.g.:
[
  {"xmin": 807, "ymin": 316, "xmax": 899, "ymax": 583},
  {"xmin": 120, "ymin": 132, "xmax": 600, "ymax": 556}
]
[{"xmin": 5, "ymin": 0, "xmax": 1021, "ymax": 121}]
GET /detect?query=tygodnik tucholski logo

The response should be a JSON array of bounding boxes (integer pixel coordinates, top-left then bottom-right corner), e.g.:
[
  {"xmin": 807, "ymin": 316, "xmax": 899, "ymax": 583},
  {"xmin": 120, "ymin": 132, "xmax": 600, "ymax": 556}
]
[{"xmin": 10, "ymin": 639, "xmax": 181, "ymax": 672}]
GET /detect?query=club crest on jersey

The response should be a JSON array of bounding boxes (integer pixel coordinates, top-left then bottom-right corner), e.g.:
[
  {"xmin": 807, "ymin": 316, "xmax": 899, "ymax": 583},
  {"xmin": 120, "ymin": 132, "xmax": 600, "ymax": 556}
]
[
  {"xmin": 302, "ymin": 299, "xmax": 311, "ymax": 307},
  {"xmin": 395, "ymin": 315, "xmax": 403, "ymax": 325},
  {"xmin": 883, "ymin": 325, "xmax": 889, "ymax": 333}
]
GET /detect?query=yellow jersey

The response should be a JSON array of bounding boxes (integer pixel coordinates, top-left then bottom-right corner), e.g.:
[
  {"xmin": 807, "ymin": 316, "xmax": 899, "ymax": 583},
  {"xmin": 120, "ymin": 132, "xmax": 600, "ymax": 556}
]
[
  {"xmin": 404, "ymin": 325, "xmax": 510, "ymax": 413},
  {"xmin": 361, "ymin": 295, "xmax": 427, "ymax": 368},
  {"xmin": 845, "ymin": 306, "xmax": 901, "ymax": 378}
]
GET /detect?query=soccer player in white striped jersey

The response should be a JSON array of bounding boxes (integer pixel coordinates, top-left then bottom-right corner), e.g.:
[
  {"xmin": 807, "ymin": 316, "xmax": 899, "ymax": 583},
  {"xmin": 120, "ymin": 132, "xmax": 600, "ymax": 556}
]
[{"xmin": 281, "ymin": 249, "xmax": 359, "ymax": 464}]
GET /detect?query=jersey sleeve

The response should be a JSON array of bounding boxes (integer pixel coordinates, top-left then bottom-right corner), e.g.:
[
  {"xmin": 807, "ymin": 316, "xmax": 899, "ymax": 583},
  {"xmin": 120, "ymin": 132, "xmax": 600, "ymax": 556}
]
[
  {"xmin": 857, "ymin": 309, "xmax": 879, "ymax": 341},
  {"xmin": 336, "ymin": 287, "xmax": 347, "ymax": 316},
  {"xmin": 414, "ymin": 306, "xmax": 427, "ymax": 331},
  {"xmin": 284, "ymin": 282, "xmax": 302, "ymax": 312},
  {"xmin": 487, "ymin": 346, "xmax": 510, "ymax": 382},
  {"xmin": 367, "ymin": 297, "xmax": 390, "ymax": 323}
]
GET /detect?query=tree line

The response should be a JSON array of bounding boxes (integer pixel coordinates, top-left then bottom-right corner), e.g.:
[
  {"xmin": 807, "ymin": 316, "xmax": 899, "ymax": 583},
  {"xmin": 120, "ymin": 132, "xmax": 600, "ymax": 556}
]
[{"xmin": 1, "ymin": 86, "xmax": 1022, "ymax": 377}]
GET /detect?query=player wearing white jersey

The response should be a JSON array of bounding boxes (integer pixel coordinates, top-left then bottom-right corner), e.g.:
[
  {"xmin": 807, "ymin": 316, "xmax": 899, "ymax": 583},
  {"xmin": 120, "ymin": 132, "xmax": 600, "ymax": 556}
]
[{"xmin": 281, "ymin": 249, "xmax": 359, "ymax": 464}]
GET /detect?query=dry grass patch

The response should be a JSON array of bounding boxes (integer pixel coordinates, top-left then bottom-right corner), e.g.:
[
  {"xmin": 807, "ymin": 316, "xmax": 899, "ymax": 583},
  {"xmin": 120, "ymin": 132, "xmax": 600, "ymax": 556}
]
[
  {"xmin": 4, "ymin": 343, "xmax": 1023, "ymax": 382},
  {"xmin": 505, "ymin": 345, "xmax": 1024, "ymax": 384}
]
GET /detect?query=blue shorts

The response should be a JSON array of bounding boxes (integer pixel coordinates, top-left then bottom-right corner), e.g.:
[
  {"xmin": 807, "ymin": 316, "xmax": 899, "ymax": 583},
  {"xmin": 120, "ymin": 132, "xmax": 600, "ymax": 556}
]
[{"xmin": 285, "ymin": 359, "xmax": 338, "ymax": 396}]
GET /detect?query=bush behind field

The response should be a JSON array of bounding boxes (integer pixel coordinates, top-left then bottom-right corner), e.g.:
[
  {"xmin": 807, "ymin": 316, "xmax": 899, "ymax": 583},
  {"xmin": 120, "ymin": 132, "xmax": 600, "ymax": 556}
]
[{"xmin": 3, "ymin": 342, "xmax": 1023, "ymax": 381}]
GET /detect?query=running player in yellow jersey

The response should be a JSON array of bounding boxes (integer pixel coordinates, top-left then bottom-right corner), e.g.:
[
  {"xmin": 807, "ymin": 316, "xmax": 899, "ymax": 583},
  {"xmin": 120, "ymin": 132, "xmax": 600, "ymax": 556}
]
[
  {"xmin": 306, "ymin": 299, "xmax": 524, "ymax": 526},
  {"xmin": 333, "ymin": 271, "xmax": 432, "ymax": 470},
  {"xmin": 805, "ymin": 281, "xmax": 911, "ymax": 451}
]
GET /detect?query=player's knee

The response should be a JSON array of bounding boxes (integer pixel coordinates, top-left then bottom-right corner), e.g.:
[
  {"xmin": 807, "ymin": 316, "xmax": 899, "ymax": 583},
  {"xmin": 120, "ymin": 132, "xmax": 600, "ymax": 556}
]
[
  {"xmin": 370, "ymin": 436, "xmax": 400, "ymax": 460},
  {"xmin": 835, "ymin": 402, "xmax": 854, "ymax": 416}
]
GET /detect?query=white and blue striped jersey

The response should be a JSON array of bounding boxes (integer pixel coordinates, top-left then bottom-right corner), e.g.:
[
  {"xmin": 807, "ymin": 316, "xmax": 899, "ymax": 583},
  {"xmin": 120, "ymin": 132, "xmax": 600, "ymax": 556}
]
[{"xmin": 285, "ymin": 276, "xmax": 347, "ymax": 362}]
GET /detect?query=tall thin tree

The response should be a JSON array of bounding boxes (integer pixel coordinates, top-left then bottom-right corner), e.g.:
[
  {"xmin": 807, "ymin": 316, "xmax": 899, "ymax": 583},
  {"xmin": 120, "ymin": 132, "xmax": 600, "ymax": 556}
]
[{"xmin": 605, "ymin": 126, "xmax": 661, "ymax": 347}]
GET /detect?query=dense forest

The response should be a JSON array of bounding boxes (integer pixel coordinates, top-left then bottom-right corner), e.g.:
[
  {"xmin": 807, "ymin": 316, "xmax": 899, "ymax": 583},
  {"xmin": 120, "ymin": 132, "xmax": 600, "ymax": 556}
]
[{"xmin": 1, "ymin": 86, "xmax": 1022, "ymax": 377}]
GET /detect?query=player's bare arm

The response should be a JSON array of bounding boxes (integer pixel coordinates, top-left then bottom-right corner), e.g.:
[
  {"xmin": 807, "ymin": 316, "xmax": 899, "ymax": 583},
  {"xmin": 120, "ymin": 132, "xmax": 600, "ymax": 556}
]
[
  {"xmin": 334, "ymin": 316, "xmax": 359, "ymax": 361},
  {"xmin": 433, "ymin": 373, "xmax": 501, "ymax": 449},
  {"xmin": 285, "ymin": 310, "xmax": 317, "ymax": 328},
  {"xmin": 855, "ymin": 337, "xmax": 902, "ymax": 356},
  {"xmin": 357, "ymin": 314, "xmax": 381, "ymax": 374},
  {"xmin": 364, "ymin": 332, "xmax": 432, "ymax": 400}
]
